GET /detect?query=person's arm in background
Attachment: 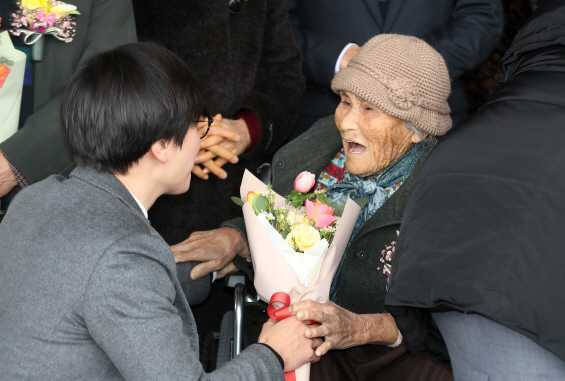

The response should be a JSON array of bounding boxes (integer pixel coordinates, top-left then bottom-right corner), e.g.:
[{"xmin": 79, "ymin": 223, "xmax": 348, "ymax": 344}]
[
  {"xmin": 193, "ymin": 0, "xmax": 305, "ymax": 180},
  {"xmin": 0, "ymin": 0, "xmax": 136, "ymax": 196},
  {"xmin": 422, "ymin": 0, "xmax": 504, "ymax": 78},
  {"xmin": 234, "ymin": 0, "xmax": 304, "ymax": 159}
]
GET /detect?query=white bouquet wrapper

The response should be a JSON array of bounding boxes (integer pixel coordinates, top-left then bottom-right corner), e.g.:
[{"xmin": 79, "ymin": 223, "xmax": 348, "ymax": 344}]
[
  {"xmin": 256, "ymin": 214, "xmax": 328, "ymax": 288},
  {"xmin": 0, "ymin": 31, "xmax": 27, "ymax": 143},
  {"xmin": 240, "ymin": 169, "xmax": 361, "ymax": 381}
]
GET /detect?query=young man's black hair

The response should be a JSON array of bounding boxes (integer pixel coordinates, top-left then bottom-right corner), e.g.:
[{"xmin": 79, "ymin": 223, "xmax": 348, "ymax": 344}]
[{"xmin": 61, "ymin": 42, "xmax": 208, "ymax": 175}]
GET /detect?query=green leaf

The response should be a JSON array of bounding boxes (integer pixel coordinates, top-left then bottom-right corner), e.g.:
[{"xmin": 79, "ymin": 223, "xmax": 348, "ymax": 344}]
[
  {"xmin": 231, "ymin": 197, "xmax": 245, "ymax": 207},
  {"xmin": 354, "ymin": 197, "xmax": 369, "ymax": 209},
  {"xmin": 287, "ymin": 190, "xmax": 317, "ymax": 208},
  {"xmin": 253, "ymin": 195, "xmax": 270, "ymax": 213},
  {"xmin": 317, "ymin": 194, "xmax": 340, "ymax": 210},
  {"xmin": 336, "ymin": 203, "xmax": 346, "ymax": 217}
]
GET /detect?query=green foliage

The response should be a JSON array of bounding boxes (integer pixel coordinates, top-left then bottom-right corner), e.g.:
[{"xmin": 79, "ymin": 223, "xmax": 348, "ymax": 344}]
[
  {"xmin": 231, "ymin": 197, "xmax": 244, "ymax": 206},
  {"xmin": 286, "ymin": 189, "xmax": 316, "ymax": 209},
  {"xmin": 354, "ymin": 197, "xmax": 369, "ymax": 209},
  {"xmin": 252, "ymin": 195, "xmax": 270, "ymax": 213}
]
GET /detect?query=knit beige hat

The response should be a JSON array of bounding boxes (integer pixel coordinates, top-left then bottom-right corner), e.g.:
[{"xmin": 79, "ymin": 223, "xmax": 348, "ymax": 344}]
[{"xmin": 331, "ymin": 34, "xmax": 452, "ymax": 136}]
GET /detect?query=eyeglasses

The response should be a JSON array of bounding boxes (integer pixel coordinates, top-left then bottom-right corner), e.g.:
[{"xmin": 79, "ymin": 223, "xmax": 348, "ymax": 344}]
[{"xmin": 197, "ymin": 117, "xmax": 213, "ymax": 139}]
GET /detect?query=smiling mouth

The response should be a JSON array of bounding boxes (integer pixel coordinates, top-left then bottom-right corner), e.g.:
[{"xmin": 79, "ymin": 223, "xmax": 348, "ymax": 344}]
[{"xmin": 345, "ymin": 140, "xmax": 366, "ymax": 154}]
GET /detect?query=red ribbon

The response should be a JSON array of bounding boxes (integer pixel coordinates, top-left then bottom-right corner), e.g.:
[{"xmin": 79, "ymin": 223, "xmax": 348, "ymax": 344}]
[{"xmin": 267, "ymin": 292, "xmax": 296, "ymax": 381}]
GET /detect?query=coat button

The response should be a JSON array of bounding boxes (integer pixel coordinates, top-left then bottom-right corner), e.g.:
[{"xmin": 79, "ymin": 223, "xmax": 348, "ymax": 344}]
[
  {"xmin": 277, "ymin": 161, "xmax": 285, "ymax": 168},
  {"xmin": 356, "ymin": 250, "xmax": 367, "ymax": 261}
]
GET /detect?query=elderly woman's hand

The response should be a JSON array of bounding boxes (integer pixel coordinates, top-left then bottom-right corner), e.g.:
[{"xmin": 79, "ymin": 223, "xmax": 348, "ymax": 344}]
[
  {"xmin": 171, "ymin": 227, "xmax": 250, "ymax": 280},
  {"xmin": 290, "ymin": 300, "xmax": 400, "ymax": 356}
]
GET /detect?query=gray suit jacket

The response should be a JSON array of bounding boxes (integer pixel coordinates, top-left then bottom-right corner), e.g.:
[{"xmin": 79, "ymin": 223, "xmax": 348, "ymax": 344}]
[
  {"xmin": 0, "ymin": 0, "xmax": 136, "ymax": 183},
  {"xmin": 0, "ymin": 167, "xmax": 283, "ymax": 380}
]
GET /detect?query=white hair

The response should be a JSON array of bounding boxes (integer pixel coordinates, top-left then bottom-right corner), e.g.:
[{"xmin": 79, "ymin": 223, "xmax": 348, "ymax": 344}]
[{"xmin": 404, "ymin": 121, "xmax": 437, "ymax": 146}]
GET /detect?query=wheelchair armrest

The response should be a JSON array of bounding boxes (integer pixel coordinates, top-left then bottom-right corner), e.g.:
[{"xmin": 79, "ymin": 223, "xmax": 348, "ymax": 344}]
[
  {"xmin": 224, "ymin": 272, "xmax": 247, "ymax": 289},
  {"xmin": 256, "ymin": 163, "xmax": 272, "ymax": 185}
]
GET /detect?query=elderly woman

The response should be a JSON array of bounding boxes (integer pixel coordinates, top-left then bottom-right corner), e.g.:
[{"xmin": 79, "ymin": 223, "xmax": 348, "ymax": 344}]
[{"xmin": 175, "ymin": 34, "xmax": 453, "ymax": 380}]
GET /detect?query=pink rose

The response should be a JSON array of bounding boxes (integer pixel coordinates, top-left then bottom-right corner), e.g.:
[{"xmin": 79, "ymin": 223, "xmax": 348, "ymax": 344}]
[
  {"xmin": 315, "ymin": 214, "xmax": 337, "ymax": 229},
  {"xmin": 294, "ymin": 171, "xmax": 316, "ymax": 193},
  {"xmin": 306, "ymin": 199, "xmax": 336, "ymax": 228}
]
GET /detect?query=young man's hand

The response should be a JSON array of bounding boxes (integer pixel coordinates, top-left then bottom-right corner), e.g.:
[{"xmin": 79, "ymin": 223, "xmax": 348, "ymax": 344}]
[{"xmin": 258, "ymin": 317, "xmax": 322, "ymax": 372}]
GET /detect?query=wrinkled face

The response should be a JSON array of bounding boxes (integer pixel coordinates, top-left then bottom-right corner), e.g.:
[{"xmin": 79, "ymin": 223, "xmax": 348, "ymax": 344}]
[{"xmin": 335, "ymin": 91, "xmax": 422, "ymax": 178}]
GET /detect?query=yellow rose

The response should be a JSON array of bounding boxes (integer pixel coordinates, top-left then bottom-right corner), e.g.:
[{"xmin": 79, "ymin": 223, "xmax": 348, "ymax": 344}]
[
  {"xmin": 287, "ymin": 211, "xmax": 310, "ymax": 229},
  {"xmin": 22, "ymin": 0, "xmax": 48, "ymax": 10},
  {"xmin": 286, "ymin": 224, "xmax": 320, "ymax": 252}
]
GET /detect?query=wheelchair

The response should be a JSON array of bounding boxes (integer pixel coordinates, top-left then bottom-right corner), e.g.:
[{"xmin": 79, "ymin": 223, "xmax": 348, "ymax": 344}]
[{"xmin": 215, "ymin": 273, "xmax": 268, "ymax": 368}]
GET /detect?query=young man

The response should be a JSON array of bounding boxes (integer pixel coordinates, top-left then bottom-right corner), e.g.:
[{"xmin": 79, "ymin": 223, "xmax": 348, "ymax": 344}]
[{"xmin": 0, "ymin": 42, "xmax": 319, "ymax": 380}]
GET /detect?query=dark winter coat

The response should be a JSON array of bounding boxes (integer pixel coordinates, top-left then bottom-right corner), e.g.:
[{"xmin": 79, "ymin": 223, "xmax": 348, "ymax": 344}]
[
  {"xmin": 385, "ymin": 0, "xmax": 565, "ymax": 367},
  {"xmin": 225, "ymin": 115, "xmax": 435, "ymax": 314},
  {"xmin": 133, "ymin": 0, "xmax": 305, "ymax": 244}
]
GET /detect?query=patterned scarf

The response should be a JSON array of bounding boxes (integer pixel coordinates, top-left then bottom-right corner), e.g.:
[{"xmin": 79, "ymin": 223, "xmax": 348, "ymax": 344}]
[{"xmin": 327, "ymin": 142, "xmax": 424, "ymax": 300}]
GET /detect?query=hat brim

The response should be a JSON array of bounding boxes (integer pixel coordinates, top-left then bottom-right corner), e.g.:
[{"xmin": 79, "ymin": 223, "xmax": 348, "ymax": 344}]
[{"xmin": 331, "ymin": 66, "xmax": 452, "ymax": 136}]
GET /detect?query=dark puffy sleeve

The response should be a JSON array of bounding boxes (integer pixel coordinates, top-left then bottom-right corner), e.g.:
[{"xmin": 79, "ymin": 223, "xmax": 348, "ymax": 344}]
[
  {"xmin": 240, "ymin": 0, "xmax": 305, "ymax": 159},
  {"xmin": 422, "ymin": 0, "xmax": 504, "ymax": 78}
]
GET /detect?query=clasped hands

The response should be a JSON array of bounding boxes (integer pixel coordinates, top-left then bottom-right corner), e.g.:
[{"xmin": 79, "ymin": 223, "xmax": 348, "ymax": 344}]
[
  {"xmin": 192, "ymin": 114, "xmax": 251, "ymax": 180},
  {"xmin": 289, "ymin": 300, "xmax": 400, "ymax": 356}
]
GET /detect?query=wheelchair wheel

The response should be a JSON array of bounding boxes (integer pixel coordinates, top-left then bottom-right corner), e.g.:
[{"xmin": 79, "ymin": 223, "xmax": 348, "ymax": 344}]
[{"xmin": 216, "ymin": 310, "xmax": 234, "ymax": 369}]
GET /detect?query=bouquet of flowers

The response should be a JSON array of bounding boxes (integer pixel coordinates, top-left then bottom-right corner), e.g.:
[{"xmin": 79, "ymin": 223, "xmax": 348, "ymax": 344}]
[
  {"xmin": 10, "ymin": 0, "xmax": 80, "ymax": 45},
  {"xmin": 235, "ymin": 169, "xmax": 364, "ymax": 381}
]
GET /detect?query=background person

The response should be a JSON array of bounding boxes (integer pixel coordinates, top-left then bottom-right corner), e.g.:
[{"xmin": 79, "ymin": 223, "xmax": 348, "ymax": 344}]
[
  {"xmin": 0, "ymin": 42, "xmax": 320, "ymax": 380},
  {"xmin": 0, "ymin": 0, "xmax": 136, "ymax": 199},
  {"xmin": 385, "ymin": 1, "xmax": 565, "ymax": 379}
]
